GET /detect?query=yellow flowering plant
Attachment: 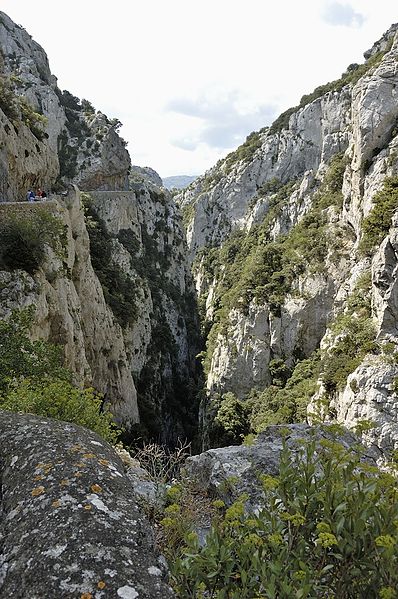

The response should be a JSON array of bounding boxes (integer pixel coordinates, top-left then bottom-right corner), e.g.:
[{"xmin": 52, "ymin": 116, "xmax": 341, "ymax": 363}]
[{"xmin": 168, "ymin": 438, "xmax": 398, "ymax": 598}]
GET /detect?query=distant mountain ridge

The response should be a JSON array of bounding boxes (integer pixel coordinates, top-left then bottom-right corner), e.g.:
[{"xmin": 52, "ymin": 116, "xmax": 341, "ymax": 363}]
[{"xmin": 162, "ymin": 175, "xmax": 197, "ymax": 190}]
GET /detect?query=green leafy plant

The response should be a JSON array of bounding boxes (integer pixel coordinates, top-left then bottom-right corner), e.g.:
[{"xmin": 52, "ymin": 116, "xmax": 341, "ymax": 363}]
[
  {"xmin": 169, "ymin": 439, "xmax": 398, "ymax": 598},
  {"xmin": 1, "ymin": 379, "xmax": 119, "ymax": 444},
  {"xmin": 249, "ymin": 354, "xmax": 320, "ymax": 432},
  {"xmin": 0, "ymin": 307, "xmax": 69, "ymax": 393}
]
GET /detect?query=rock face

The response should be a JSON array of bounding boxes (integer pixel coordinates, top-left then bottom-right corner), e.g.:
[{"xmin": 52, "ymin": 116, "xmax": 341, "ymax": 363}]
[
  {"xmin": 130, "ymin": 165, "xmax": 163, "ymax": 187},
  {"xmin": 0, "ymin": 12, "xmax": 200, "ymax": 441},
  {"xmin": 178, "ymin": 26, "xmax": 398, "ymax": 451},
  {"xmin": 0, "ymin": 410, "xmax": 175, "ymax": 598},
  {"xmin": 0, "ymin": 190, "xmax": 138, "ymax": 428},
  {"xmin": 0, "ymin": 11, "xmax": 130, "ymax": 200},
  {"xmin": 86, "ymin": 184, "xmax": 200, "ymax": 442},
  {"xmin": 0, "ymin": 183, "xmax": 199, "ymax": 439}
]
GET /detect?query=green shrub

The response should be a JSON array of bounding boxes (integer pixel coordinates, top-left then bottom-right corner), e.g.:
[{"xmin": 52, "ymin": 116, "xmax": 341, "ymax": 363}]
[
  {"xmin": 170, "ymin": 438, "xmax": 398, "ymax": 598},
  {"xmin": 19, "ymin": 98, "xmax": 47, "ymax": 140},
  {"xmin": 0, "ymin": 208, "xmax": 67, "ymax": 274},
  {"xmin": 213, "ymin": 392, "xmax": 251, "ymax": 444},
  {"xmin": 0, "ymin": 308, "xmax": 119, "ymax": 443},
  {"xmin": 0, "ymin": 75, "xmax": 19, "ymax": 120},
  {"xmin": 321, "ymin": 273, "xmax": 376, "ymax": 393},
  {"xmin": 249, "ymin": 354, "xmax": 320, "ymax": 432},
  {"xmin": 0, "ymin": 307, "xmax": 70, "ymax": 393},
  {"xmin": 0, "ymin": 378, "xmax": 119, "ymax": 443},
  {"xmin": 359, "ymin": 177, "xmax": 398, "ymax": 256},
  {"xmin": 0, "ymin": 75, "xmax": 47, "ymax": 139}
]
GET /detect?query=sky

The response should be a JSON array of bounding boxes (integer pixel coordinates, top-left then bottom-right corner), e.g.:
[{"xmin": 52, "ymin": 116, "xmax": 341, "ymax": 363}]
[{"xmin": 1, "ymin": 1, "xmax": 397, "ymax": 178}]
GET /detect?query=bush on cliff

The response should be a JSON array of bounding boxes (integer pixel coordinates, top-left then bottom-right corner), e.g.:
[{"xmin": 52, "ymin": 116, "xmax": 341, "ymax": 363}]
[
  {"xmin": 359, "ymin": 177, "xmax": 398, "ymax": 256},
  {"xmin": 0, "ymin": 208, "xmax": 66, "ymax": 274},
  {"xmin": 0, "ymin": 308, "xmax": 119, "ymax": 443},
  {"xmin": 1, "ymin": 378, "xmax": 119, "ymax": 444},
  {"xmin": 0, "ymin": 75, "xmax": 47, "ymax": 139}
]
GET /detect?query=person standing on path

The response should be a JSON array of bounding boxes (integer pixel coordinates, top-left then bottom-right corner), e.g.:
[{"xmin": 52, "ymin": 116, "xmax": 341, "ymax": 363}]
[{"xmin": 27, "ymin": 190, "xmax": 35, "ymax": 202}]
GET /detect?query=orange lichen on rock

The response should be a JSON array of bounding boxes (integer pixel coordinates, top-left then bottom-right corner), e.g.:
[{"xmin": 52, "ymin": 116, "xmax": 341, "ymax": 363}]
[
  {"xmin": 91, "ymin": 484, "xmax": 102, "ymax": 493},
  {"xmin": 97, "ymin": 581, "xmax": 106, "ymax": 589},
  {"xmin": 83, "ymin": 453, "xmax": 96, "ymax": 459},
  {"xmin": 51, "ymin": 499, "xmax": 61, "ymax": 508},
  {"xmin": 31, "ymin": 486, "xmax": 45, "ymax": 497},
  {"xmin": 60, "ymin": 479, "xmax": 69, "ymax": 486},
  {"xmin": 80, "ymin": 593, "xmax": 92, "ymax": 599}
]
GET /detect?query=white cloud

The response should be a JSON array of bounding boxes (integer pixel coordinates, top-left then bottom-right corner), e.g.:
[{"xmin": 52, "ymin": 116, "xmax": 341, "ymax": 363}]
[
  {"xmin": 322, "ymin": 1, "xmax": 365, "ymax": 27},
  {"xmin": 167, "ymin": 90, "xmax": 276, "ymax": 151}
]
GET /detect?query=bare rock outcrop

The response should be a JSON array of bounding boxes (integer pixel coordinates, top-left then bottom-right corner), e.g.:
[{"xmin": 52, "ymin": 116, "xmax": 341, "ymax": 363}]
[{"xmin": 0, "ymin": 410, "xmax": 175, "ymax": 598}]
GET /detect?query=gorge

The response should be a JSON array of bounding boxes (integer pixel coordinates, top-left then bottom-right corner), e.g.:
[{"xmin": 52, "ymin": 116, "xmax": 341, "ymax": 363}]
[{"xmin": 1, "ymin": 9, "xmax": 398, "ymax": 597}]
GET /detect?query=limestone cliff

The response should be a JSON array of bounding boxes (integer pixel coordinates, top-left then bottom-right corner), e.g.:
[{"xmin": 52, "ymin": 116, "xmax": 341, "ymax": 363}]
[
  {"xmin": 179, "ymin": 25, "xmax": 398, "ymax": 451},
  {"xmin": 0, "ymin": 11, "xmax": 200, "ymax": 442},
  {"xmin": 0, "ymin": 11, "xmax": 130, "ymax": 200}
]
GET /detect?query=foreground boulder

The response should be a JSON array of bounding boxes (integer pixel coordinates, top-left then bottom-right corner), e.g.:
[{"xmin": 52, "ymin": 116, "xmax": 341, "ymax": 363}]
[
  {"xmin": 186, "ymin": 424, "xmax": 383, "ymax": 510},
  {"xmin": 0, "ymin": 410, "xmax": 175, "ymax": 598}
]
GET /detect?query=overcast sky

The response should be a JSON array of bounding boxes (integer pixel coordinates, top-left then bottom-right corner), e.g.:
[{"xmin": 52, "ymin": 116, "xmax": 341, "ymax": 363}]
[{"xmin": 1, "ymin": 1, "xmax": 397, "ymax": 177}]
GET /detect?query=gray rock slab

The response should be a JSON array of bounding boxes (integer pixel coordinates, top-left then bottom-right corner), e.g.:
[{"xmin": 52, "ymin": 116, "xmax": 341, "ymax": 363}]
[{"xmin": 0, "ymin": 410, "xmax": 175, "ymax": 598}]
